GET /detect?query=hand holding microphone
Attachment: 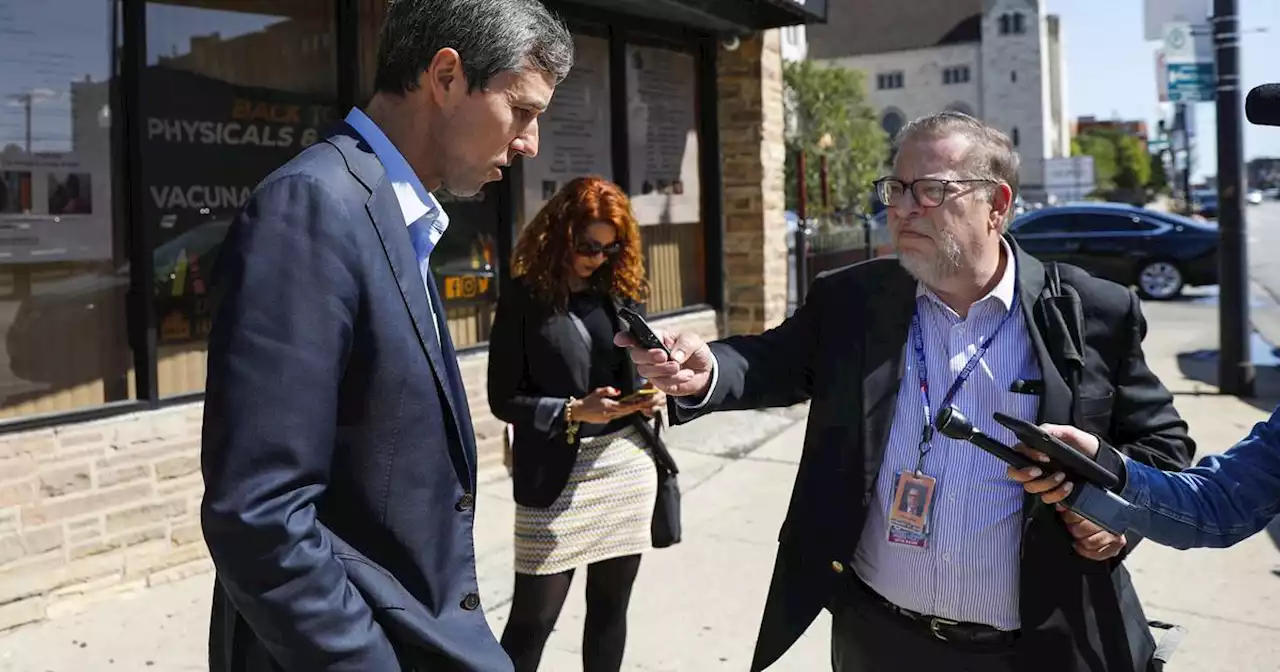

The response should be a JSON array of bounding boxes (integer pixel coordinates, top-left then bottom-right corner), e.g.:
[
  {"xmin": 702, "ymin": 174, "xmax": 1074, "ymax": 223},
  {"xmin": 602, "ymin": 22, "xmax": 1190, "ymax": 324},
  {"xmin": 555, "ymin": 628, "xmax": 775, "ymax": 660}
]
[{"xmin": 934, "ymin": 407, "xmax": 1135, "ymax": 550}]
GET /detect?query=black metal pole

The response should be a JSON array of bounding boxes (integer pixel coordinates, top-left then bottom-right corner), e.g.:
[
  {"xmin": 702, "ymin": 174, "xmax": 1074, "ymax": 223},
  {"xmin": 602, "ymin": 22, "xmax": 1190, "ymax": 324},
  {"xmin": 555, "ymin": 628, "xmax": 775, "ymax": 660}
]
[
  {"xmin": 795, "ymin": 149, "xmax": 809, "ymax": 304},
  {"xmin": 1177, "ymin": 104, "xmax": 1193, "ymax": 214},
  {"xmin": 1214, "ymin": 0, "xmax": 1255, "ymax": 397},
  {"xmin": 819, "ymin": 155, "xmax": 830, "ymax": 212}
]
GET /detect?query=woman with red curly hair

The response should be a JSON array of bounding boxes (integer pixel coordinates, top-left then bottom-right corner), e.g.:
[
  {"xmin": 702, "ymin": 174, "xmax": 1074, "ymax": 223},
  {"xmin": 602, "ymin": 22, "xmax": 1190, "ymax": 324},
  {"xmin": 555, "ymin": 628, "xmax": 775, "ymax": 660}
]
[{"xmin": 487, "ymin": 175, "xmax": 668, "ymax": 671}]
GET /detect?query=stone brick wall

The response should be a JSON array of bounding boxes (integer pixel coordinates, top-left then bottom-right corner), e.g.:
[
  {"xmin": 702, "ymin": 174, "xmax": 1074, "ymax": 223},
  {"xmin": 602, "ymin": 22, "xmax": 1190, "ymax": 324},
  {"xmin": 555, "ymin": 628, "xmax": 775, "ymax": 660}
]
[
  {"xmin": 0, "ymin": 405, "xmax": 210, "ymax": 630},
  {"xmin": 822, "ymin": 42, "xmax": 983, "ymax": 123},
  {"xmin": 0, "ymin": 309, "xmax": 718, "ymax": 632},
  {"xmin": 981, "ymin": 0, "xmax": 1050, "ymax": 200},
  {"xmin": 718, "ymin": 30, "xmax": 789, "ymax": 336}
]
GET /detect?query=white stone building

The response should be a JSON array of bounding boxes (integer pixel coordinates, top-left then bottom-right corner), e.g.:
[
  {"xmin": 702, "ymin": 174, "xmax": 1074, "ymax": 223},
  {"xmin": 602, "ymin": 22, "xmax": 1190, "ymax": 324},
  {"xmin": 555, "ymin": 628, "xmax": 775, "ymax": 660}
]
[{"xmin": 807, "ymin": 0, "xmax": 1070, "ymax": 202}]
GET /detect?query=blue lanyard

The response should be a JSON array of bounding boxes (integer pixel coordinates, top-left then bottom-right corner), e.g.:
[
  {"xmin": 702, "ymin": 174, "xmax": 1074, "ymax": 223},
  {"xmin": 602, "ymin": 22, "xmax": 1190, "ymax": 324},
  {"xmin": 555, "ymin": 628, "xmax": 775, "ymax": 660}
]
[{"xmin": 910, "ymin": 286, "xmax": 1020, "ymax": 473}]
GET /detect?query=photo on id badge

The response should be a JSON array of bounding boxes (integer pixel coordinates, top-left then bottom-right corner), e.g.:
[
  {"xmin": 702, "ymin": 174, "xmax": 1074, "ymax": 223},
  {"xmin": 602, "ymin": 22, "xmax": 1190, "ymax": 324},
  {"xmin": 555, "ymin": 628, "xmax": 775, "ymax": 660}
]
[{"xmin": 887, "ymin": 471, "xmax": 936, "ymax": 548}]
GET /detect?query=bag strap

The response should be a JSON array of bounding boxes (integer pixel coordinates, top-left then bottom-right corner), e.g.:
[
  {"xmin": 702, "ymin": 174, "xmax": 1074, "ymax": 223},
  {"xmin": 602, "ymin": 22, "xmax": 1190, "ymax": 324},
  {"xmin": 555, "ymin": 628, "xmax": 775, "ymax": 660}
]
[
  {"xmin": 1041, "ymin": 262, "xmax": 1087, "ymax": 426},
  {"xmin": 643, "ymin": 410, "xmax": 680, "ymax": 475}
]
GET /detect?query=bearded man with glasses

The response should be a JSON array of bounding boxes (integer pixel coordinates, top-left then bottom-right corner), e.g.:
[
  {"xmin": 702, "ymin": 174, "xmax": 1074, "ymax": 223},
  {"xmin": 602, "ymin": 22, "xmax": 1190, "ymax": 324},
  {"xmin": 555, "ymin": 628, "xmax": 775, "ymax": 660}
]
[{"xmin": 615, "ymin": 111, "xmax": 1194, "ymax": 672}]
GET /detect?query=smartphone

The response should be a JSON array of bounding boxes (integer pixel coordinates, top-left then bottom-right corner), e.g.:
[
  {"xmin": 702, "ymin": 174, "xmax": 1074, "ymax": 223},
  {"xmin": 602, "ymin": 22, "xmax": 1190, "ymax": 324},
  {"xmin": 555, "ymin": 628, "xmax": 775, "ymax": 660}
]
[
  {"xmin": 617, "ymin": 306, "xmax": 671, "ymax": 357},
  {"xmin": 617, "ymin": 388, "xmax": 659, "ymax": 405},
  {"xmin": 992, "ymin": 412, "xmax": 1121, "ymax": 490}
]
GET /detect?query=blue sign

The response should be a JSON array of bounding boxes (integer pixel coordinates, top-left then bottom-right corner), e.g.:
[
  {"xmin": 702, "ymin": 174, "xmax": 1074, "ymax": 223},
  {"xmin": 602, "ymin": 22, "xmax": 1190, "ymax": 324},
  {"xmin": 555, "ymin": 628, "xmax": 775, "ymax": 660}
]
[{"xmin": 1167, "ymin": 62, "xmax": 1216, "ymax": 102}]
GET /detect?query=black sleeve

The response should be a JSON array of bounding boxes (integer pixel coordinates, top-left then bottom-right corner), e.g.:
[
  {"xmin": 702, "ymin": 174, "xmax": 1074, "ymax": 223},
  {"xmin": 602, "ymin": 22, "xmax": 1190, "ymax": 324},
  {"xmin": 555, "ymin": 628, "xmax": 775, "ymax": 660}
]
[
  {"xmin": 487, "ymin": 284, "xmax": 568, "ymax": 437},
  {"xmin": 670, "ymin": 272, "xmax": 827, "ymax": 422}
]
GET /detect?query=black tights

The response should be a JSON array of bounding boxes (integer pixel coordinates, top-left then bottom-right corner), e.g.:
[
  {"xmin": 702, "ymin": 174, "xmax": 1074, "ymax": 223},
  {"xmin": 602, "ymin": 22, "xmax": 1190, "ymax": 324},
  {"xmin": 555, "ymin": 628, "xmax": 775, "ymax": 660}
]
[{"xmin": 500, "ymin": 554, "xmax": 643, "ymax": 672}]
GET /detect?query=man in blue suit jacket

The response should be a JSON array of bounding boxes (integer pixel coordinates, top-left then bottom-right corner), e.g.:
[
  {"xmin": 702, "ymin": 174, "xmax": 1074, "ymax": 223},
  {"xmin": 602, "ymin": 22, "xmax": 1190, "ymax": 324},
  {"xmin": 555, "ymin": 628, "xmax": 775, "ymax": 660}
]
[{"xmin": 199, "ymin": 2, "xmax": 573, "ymax": 670}]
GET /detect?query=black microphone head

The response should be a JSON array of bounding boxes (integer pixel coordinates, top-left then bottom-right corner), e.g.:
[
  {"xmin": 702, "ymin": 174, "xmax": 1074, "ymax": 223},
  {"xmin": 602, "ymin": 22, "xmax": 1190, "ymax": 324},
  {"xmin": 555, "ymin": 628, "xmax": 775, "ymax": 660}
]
[
  {"xmin": 1246, "ymin": 84, "xmax": 1280, "ymax": 126},
  {"xmin": 934, "ymin": 406, "xmax": 975, "ymax": 441}
]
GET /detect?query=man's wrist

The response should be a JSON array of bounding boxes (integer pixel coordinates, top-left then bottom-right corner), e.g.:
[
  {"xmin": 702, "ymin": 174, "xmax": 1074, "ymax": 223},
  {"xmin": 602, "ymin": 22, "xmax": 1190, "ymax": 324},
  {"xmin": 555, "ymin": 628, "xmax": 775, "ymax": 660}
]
[{"xmin": 674, "ymin": 350, "xmax": 719, "ymax": 410}]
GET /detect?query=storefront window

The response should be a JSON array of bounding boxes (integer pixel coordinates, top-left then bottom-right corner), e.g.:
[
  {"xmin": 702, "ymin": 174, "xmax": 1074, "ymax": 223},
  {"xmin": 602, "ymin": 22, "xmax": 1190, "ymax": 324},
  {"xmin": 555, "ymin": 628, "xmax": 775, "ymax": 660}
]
[
  {"xmin": 432, "ymin": 186, "xmax": 500, "ymax": 348},
  {"xmin": 625, "ymin": 41, "xmax": 706, "ymax": 313},
  {"xmin": 519, "ymin": 32, "xmax": 613, "ymax": 224},
  {"xmin": 0, "ymin": 0, "xmax": 132, "ymax": 419},
  {"xmin": 143, "ymin": 0, "xmax": 338, "ymax": 396}
]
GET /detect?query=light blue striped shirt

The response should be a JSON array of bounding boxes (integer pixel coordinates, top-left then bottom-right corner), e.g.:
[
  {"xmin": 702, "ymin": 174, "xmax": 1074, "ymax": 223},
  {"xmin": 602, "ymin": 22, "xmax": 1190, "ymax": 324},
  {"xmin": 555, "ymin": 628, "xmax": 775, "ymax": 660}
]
[{"xmin": 853, "ymin": 240, "xmax": 1039, "ymax": 631}]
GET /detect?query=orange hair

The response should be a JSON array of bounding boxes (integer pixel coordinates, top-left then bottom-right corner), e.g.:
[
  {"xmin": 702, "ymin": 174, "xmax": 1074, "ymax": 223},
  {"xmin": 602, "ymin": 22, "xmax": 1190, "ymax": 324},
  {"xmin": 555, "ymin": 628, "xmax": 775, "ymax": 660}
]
[{"xmin": 511, "ymin": 175, "xmax": 648, "ymax": 309}]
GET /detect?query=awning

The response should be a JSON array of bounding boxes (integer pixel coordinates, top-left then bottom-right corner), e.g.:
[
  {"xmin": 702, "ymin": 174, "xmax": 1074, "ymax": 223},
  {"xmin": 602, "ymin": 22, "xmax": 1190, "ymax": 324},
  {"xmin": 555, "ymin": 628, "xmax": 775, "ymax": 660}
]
[{"xmin": 556, "ymin": 0, "xmax": 827, "ymax": 34}]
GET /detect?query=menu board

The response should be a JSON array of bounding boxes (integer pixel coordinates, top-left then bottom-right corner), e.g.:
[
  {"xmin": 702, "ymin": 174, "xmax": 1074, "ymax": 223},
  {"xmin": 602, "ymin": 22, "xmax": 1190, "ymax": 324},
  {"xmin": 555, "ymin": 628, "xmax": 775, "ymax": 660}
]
[
  {"xmin": 625, "ymin": 44, "xmax": 700, "ymax": 226},
  {"xmin": 521, "ymin": 34, "xmax": 613, "ymax": 224}
]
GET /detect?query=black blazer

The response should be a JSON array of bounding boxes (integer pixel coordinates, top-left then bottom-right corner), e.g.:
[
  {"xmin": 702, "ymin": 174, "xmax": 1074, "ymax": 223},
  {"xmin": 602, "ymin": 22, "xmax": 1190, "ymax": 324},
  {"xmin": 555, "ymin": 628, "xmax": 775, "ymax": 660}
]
[
  {"xmin": 672, "ymin": 238, "xmax": 1195, "ymax": 672},
  {"xmin": 200, "ymin": 124, "xmax": 511, "ymax": 672},
  {"xmin": 487, "ymin": 276, "xmax": 657, "ymax": 508}
]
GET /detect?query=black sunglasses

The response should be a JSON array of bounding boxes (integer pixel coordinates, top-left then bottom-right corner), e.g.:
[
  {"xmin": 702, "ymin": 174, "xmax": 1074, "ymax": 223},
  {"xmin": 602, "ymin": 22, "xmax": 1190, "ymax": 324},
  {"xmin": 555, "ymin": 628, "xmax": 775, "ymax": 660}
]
[{"xmin": 575, "ymin": 240, "xmax": 622, "ymax": 257}]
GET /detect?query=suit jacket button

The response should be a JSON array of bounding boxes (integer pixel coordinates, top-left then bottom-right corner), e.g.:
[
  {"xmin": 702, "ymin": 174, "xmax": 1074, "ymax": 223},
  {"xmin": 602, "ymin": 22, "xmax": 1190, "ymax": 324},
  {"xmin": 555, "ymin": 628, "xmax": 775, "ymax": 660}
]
[
  {"xmin": 831, "ymin": 560, "xmax": 845, "ymax": 573},
  {"xmin": 461, "ymin": 593, "xmax": 481, "ymax": 611},
  {"xmin": 455, "ymin": 493, "xmax": 474, "ymax": 512}
]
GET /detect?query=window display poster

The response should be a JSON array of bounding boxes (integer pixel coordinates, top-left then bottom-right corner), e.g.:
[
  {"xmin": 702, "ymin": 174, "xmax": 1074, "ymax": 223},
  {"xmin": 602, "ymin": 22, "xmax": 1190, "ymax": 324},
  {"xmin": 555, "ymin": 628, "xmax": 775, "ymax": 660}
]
[
  {"xmin": 521, "ymin": 34, "xmax": 612, "ymax": 225},
  {"xmin": 626, "ymin": 44, "xmax": 700, "ymax": 226},
  {"xmin": 139, "ymin": 65, "xmax": 341, "ymax": 344},
  {"xmin": 0, "ymin": 150, "xmax": 113, "ymax": 264},
  {"xmin": 0, "ymin": 0, "xmax": 115, "ymax": 263}
]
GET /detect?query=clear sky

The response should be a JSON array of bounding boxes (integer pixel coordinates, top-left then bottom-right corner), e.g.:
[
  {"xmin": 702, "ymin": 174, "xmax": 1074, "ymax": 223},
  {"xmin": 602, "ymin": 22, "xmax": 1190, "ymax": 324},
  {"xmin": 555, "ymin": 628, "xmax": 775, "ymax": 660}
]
[{"xmin": 1047, "ymin": 0, "xmax": 1280, "ymax": 180}]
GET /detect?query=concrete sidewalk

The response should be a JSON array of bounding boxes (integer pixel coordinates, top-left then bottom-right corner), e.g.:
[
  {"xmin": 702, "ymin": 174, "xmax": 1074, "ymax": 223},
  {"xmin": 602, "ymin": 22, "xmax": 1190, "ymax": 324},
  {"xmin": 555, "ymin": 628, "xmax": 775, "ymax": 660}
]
[{"xmin": 2, "ymin": 296, "xmax": 1279, "ymax": 671}]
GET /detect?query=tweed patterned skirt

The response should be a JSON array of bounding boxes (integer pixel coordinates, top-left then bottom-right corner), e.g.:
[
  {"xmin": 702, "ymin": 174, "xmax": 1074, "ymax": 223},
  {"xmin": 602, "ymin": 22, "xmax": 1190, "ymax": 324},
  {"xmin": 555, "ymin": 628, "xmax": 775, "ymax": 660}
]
[{"xmin": 514, "ymin": 424, "xmax": 658, "ymax": 575}]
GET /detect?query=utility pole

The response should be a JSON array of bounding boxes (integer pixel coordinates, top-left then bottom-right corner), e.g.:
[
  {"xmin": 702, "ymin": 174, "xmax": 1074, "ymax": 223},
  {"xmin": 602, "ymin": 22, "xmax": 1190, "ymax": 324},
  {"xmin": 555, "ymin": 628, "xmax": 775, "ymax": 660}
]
[
  {"xmin": 1213, "ymin": 0, "xmax": 1254, "ymax": 397},
  {"xmin": 1176, "ymin": 103, "xmax": 1193, "ymax": 213},
  {"xmin": 795, "ymin": 149, "xmax": 809, "ymax": 305}
]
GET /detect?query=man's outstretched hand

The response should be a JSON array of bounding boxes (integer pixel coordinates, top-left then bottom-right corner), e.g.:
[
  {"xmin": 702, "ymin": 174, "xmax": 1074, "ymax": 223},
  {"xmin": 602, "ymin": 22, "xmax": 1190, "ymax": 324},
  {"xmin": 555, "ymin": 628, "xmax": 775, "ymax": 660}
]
[{"xmin": 614, "ymin": 329, "xmax": 715, "ymax": 399}]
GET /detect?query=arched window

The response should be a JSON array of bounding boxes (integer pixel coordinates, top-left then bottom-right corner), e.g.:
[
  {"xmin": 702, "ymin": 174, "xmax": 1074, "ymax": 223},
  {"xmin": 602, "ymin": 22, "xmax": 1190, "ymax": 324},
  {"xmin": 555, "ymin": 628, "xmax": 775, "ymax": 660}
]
[
  {"xmin": 998, "ymin": 12, "xmax": 1027, "ymax": 35},
  {"xmin": 1012, "ymin": 126, "xmax": 1021, "ymax": 146},
  {"xmin": 946, "ymin": 102, "xmax": 974, "ymax": 118},
  {"xmin": 881, "ymin": 109, "xmax": 905, "ymax": 139}
]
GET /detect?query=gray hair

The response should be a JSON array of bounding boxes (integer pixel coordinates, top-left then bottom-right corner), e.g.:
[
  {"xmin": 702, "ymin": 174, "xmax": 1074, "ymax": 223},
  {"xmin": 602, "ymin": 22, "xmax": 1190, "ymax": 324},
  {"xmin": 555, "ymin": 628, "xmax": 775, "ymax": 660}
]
[
  {"xmin": 894, "ymin": 111, "xmax": 1021, "ymax": 211},
  {"xmin": 374, "ymin": 0, "xmax": 574, "ymax": 95}
]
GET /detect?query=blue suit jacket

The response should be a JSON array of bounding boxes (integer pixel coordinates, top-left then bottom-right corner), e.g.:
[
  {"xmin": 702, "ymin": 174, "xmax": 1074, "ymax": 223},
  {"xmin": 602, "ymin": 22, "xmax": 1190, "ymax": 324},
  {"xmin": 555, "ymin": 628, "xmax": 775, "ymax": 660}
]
[{"xmin": 200, "ymin": 123, "xmax": 511, "ymax": 672}]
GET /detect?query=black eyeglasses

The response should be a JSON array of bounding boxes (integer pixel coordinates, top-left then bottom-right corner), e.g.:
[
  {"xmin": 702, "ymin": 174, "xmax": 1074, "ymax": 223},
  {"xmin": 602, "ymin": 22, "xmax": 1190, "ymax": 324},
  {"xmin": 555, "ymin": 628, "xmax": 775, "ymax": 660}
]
[
  {"xmin": 575, "ymin": 240, "xmax": 622, "ymax": 258},
  {"xmin": 873, "ymin": 177, "xmax": 997, "ymax": 208}
]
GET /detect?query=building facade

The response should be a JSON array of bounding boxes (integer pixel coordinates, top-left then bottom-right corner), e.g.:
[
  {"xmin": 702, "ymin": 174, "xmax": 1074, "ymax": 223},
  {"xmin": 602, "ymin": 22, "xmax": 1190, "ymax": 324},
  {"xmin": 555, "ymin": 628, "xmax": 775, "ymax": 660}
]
[
  {"xmin": 807, "ymin": 0, "xmax": 1070, "ymax": 201},
  {"xmin": 0, "ymin": 0, "xmax": 820, "ymax": 631}
]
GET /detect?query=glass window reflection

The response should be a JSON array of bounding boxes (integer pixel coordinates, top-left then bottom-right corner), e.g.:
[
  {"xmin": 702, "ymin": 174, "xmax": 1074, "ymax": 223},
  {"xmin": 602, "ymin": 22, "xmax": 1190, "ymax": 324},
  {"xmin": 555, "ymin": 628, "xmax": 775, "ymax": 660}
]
[
  {"xmin": 0, "ymin": 0, "xmax": 131, "ymax": 419},
  {"xmin": 142, "ymin": 0, "xmax": 337, "ymax": 396}
]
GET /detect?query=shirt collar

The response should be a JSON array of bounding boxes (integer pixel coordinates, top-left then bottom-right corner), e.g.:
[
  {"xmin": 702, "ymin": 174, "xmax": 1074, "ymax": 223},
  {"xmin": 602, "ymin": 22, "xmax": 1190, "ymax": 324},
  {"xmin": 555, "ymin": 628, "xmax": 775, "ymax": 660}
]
[
  {"xmin": 916, "ymin": 237, "xmax": 1018, "ymax": 313},
  {"xmin": 344, "ymin": 107, "xmax": 449, "ymax": 234}
]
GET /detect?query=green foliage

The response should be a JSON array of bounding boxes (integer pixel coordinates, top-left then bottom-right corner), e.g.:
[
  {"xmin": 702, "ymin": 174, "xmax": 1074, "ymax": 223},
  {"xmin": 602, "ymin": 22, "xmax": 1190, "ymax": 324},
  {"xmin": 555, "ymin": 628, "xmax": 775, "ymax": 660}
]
[
  {"xmin": 782, "ymin": 60, "xmax": 889, "ymax": 215},
  {"xmin": 1072, "ymin": 128, "xmax": 1154, "ymax": 198}
]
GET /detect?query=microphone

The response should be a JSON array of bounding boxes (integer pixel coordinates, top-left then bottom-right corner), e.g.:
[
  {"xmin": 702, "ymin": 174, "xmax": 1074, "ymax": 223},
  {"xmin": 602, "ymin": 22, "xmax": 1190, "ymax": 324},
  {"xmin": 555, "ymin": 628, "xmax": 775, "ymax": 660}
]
[
  {"xmin": 1246, "ymin": 84, "xmax": 1280, "ymax": 126},
  {"xmin": 934, "ymin": 406, "xmax": 1135, "ymax": 535},
  {"xmin": 935, "ymin": 407, "xmax": 1038, "ymax": 470}
]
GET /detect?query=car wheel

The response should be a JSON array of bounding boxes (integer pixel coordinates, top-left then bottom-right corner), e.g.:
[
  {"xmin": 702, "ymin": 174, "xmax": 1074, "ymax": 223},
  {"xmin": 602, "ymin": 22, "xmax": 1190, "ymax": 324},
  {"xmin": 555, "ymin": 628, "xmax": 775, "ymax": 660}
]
[{"xmin": 1136, "ymin": 260, "xmax": 1184, "ymax": 300}]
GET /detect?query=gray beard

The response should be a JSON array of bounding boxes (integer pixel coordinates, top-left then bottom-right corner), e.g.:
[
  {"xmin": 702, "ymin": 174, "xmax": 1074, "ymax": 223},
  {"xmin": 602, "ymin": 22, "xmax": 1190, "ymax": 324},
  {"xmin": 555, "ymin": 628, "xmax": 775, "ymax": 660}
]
[{"xmin": 895, "ymin": 229, "xmax": 965, "ymax": 288}]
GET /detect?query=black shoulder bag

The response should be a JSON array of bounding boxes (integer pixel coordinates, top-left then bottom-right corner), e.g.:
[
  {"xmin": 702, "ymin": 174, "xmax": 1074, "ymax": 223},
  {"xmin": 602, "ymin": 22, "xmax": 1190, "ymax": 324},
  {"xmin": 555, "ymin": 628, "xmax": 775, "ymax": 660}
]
[
  {"xmin": 647, "ymin": 411, "xmax": 682, "ymax": 548},
  {"xmin": 1040, "ymin": 262, "xmax": 1187, "ymax": 670}
]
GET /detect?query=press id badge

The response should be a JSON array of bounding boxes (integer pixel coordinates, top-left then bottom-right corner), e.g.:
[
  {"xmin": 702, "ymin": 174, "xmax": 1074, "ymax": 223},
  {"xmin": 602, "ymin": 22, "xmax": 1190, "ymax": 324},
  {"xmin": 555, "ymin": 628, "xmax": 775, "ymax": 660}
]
[{"xmin": 886, "ymin": 471, "xmax": 937, "ymax": 549}]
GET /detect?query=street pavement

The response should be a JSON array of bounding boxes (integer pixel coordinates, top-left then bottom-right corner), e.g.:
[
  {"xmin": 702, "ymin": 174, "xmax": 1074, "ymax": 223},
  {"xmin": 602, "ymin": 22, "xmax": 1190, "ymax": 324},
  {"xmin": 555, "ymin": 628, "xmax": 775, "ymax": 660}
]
[
  {"xmin": 1245, "ymin": 201, "xmax": 1280, "ymax": 349},
  {"xmin": 1, "ymin": 294, "xmax": 1279, "ymax": 671}
]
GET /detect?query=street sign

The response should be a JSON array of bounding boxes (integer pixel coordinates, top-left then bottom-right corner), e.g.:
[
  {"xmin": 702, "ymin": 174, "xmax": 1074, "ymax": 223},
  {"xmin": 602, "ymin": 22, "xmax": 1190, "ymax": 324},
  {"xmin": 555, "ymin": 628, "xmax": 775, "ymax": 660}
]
[
  {"xmin": 1167, "ymin": 62, "xmax": 1216, "ymax": 102},
  {"xmin": 1162, "ymin": 21, "xmax": 1213, "ymax": 64},
  {"xmin": 1144, "ymin": 0, "xmax": 1210, "ymax": 41},
  {"xmin": 1045, "ymin": 156, "xmax": 1097, "ymax": 203},
  {"xmin": 1156, "ymin": 49, "xmax": 1169, "ymax": 102}
]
